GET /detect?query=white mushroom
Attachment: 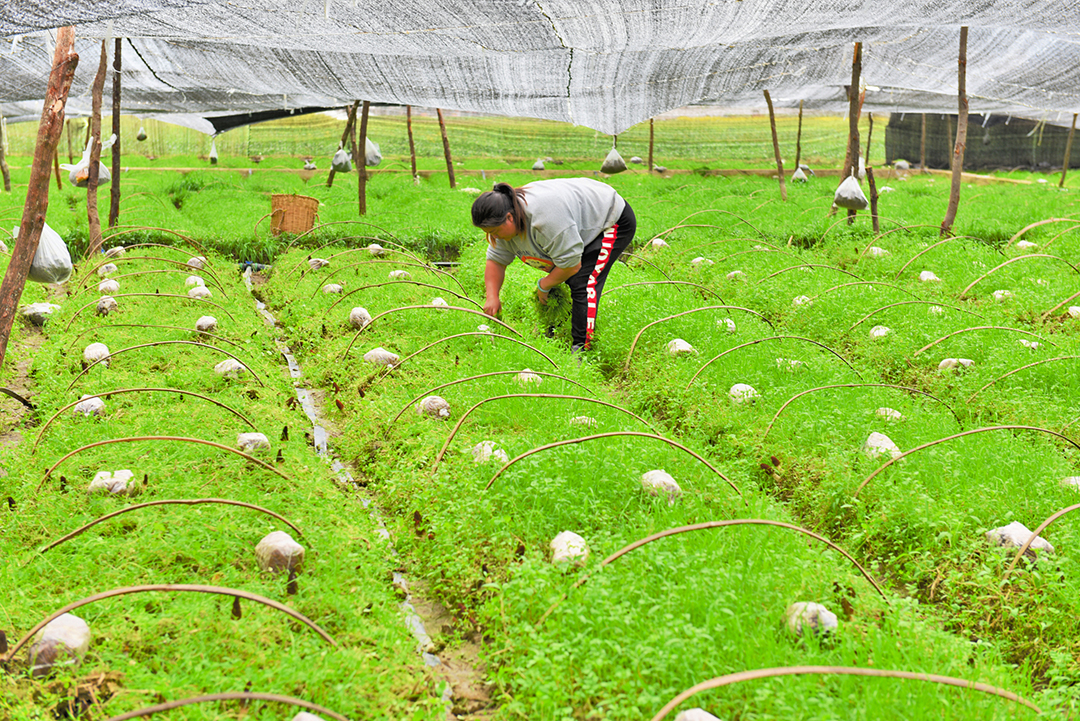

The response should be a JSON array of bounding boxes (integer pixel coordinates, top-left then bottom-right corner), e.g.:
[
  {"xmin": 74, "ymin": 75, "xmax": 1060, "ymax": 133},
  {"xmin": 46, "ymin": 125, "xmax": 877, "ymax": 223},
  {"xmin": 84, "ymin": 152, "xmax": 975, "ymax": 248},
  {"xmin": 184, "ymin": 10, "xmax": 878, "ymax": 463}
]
[
  {"xmin": 928, "ymin": 305, "xmax": 946, "ymax": 315},
  {"xmin": 1018, "ymin": 339, "xmax": 1041, "ymax": 349},
  {"xmin": 691, "ymin": 257, "xmax": 714, "ymax": 267},
  {"xmin": 865, "ymin": 246, "xmax": 889, "ymax": 258},
  {"xmin": 992, "ymin": 289, "xmax": 1013, "ymax": 302},
  {"xmin": 775, "ymin": 357, "xmax": 804, "ymax": 371},
  {"xmin": 104, "ymin": 246, "xmax": 126, "ymax": 258},
  {"xmin": 791, "ymin": 295, "xmax": 812, "ymax": 307},
  {"xmin": 569, "ymin": 416, "xmax": 598, "ymax": 427},
  {"xmin": 649, "ymin": 238, "xmax": 669, "ymax": 249},
  {"xmin": 186, "ymin": 256, "xmax": 207, "ymax": 270},
  {"xmin": 725, "ymin": 270, "xmax": 746, "ymax": 281},
  {"xmin": 471, "ymin": 441, "xmax": 509, "ymax": 464},
  {"xmin": 1016, "ymin": 240, "xmax": 1038, "ymax": 250},
  {"xmin": 875, "ymin": 407, "xmax": 903, "ymax": 422},
  {"xmin": 431, "ymin": 296, "xmax": 449, "ymax": 308},
  {"xmin": 367, "ymin": 243, "xmax": 386, "ymax": 257}
]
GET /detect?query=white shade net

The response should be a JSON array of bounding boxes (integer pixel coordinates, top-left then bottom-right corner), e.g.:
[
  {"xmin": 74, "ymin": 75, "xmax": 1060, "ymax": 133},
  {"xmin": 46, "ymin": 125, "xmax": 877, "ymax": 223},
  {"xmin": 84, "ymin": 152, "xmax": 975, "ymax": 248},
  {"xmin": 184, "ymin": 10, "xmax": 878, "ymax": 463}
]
[{"xmin": 1, "ymin": 1, "xmax": 1078, "ymax": 133}]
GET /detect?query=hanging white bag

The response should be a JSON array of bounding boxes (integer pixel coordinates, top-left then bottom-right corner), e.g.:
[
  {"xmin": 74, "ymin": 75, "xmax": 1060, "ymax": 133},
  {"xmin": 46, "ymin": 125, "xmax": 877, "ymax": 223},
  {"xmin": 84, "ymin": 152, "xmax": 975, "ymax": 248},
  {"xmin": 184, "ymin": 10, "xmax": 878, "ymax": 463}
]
[
  {"xmin": 601, "ymin": 146, "xmax": 627, "ymax": 174},
  {"xmin": 60, "ymin": 134, "xmax": 116, "ymax": 188},
  {"xmin": 331, "ymin": 146, "xmax": 352, "ymax": 173},
  {"xmin": 833, "ymin": 173, "xmax": 868, "ymax": 210},
  {"xmin": 209, "ymin": 139, "xmax": 218, "ymax": 165},
  {"xmin": 365, "ymin": 138, "xmax": 382, "ymax": 167},
  {"xmin": 14, "ymin": 222, "xmax": 73, "ymax": 284}
]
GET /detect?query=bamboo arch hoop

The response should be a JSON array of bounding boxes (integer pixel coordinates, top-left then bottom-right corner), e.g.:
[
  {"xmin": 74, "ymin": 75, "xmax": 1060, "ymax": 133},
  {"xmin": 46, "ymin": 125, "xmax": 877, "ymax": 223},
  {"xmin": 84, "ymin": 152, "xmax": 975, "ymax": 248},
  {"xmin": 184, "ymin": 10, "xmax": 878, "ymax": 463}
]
[
  {"xmin": 33, "ymin": 388, "xmax": 258, "ymax": 452},
  {"xmin": 286, "ymin": 239, "xmax": 429, "ymax": 281},
  {"xmin": 1040, "ymin": 223, "xmax": 1080, "ymax": 250},
  {"xmin": 959, "ymin": 254, "xmax": 1080, "ymax": 298},
  {"xmin": 39, "ymin": 498, "xmax": 304, "ymax": 553},
  {"xmin": 669, "ymin": 236, "xmax": 781, "ymax": 260},
  {"xmin": 843, "ymin": 301, "xmax": 984, "ymax": 334},
  {"xmin": 1, "ymin": 584, "xmax": 336, "ymax": 665},
  {"xmin": 620, "ymin": 252, "xmax": 672, "ymax": 280},
  {"xmin": 914, "ymin": 326, "xmax": 1055, "ymax": 356},
  {"xmin": 65, "ymin": 341, "xmax": 263, "ymax": 392},
  {"xmin": 38, "ymin": 436, "xmax": 292, "ymax": 490},
  {"xmin": 821, "ymin": 218, "xmax": 928, "ymax": 247},
  {"xmin": 326, "ymin": 280, "xmax": 481, "ymax": 311},
  {"xmin": 1005, "ymin": 503, "xmax": 1080, "ymax": 574},
  {"xmin": 389, "ymin": 371, "xmax": 594, "ymax": 425},
  {"xmin": 340, "ymin": 305, "xmax": 520, "ymax": 359},
  {"xmin": 685, "ymin": 335, "xmax": 861, "ymax": 389},
  {"xmin": 485, "ymin": 431, "xmax": 744, "ymax": 504},
  {"xmin": 649, "ymin": 666, "xmax": 1041, "ymax": 721},
  {"xmin": 79, "ymin": 255, "xmax": 223, "ymax": 291},
  {"xmin": 758, "ymin": 264, "xmax": 865, "ymax": 283},
  {"xmin": 623, "ymin": 306, "xmax": 775, "ymax": 372},
  {"xmin": 1042, "ymin": 290, "xmax": 1080, "ymax": 320},
  {"xmin": 70, "ymin": 268, "xmax": 229, "ymax": 299},
  {"xmin": 100, "ymin": 226, "xmax": 210, "ymax": 255},
  {"xmin": 1004, "ymin": 217, "xmax": 1078, "ymax": 248},
  {"xmin": 63, "ymin": 293, "xmax": 237, "ymax": 331},
  {"xmin": 102, "ymin": 693, "xmax": 350, "ymax": 721},
  {"xmin": 65, "ymin": 324, "xmax": 245, "ymax": 352},
  {"xmin": 605, "ymin": 280, "xmax": 724, "ymax": 302},
  {"xmin": 810, "ymin": 281, "xmax": 919, "ymax": 301},
  {"xmin": 538, "ymin": 519, "xmax": 887, "ymax": 625},
  {"xmin": 432, "ymin": 394, "xmax": 656, "ymax": 471},
  {"xmin": 367, "ymin": 333, "xmax": 556, "ymax": 390},
  {"xmin": 966, "ymin": 356, "xmax": 1080, "ymax": 403},
  {"xmin": 892, "ymin": 235, "xmax": 990, "ymax": 280},
  {"xmin": 659, "ymin": 208, "xmax": 767, "ymax": 238},
  {"xmin": 281, "ymin": 219, "xmax": 402, "ymax": 254},
  {"xmin": 762, "ymin": 384, "xmax": 961, "ymax": 441},
  {"xmin": 853, "ymin": 426, "xmax": 1080, "ymax": 498},
  {"xmin": 295, "ymin": 259, "xmax": 467, "ymax": 295},
  {"xmin": 715, "ymin": 247, "xmax": 801, "ymax": 265}
]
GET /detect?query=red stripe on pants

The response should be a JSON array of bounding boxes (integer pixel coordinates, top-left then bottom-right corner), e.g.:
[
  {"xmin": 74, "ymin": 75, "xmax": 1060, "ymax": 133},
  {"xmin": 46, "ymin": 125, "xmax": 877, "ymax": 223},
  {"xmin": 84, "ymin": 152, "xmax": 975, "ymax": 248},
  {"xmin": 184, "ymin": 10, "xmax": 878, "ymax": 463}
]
[{"xmin": 584, "ymin": 224, "xmax": 617, "ymax": 349}]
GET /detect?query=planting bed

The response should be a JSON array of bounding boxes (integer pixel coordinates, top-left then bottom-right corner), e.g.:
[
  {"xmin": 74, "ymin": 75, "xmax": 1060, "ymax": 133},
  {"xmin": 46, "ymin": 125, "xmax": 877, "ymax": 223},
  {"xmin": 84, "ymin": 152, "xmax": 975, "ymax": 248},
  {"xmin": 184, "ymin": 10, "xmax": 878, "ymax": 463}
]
[{"xmin": 4, "ymin": 160, "xmax": 1080, "ymax": 719}]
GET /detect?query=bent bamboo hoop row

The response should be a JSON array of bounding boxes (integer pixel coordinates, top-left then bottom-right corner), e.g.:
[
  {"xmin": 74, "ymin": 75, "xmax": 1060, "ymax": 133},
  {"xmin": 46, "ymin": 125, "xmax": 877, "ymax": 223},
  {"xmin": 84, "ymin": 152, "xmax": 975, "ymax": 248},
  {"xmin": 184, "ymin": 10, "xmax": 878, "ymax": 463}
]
[
  {"xmin": 653, "ymin": 208, "xmax": 768, "ymax": 239},
  {"xmin": 33, "ymin": 387, "xmax": 258, "ymax": 451},
  {"xmin": 810, "ymin": 280, "xmax": 919, "ymax": 301},
  {"xmin": 1004, "ymin": 217, "xmax": 1078, "ymax": 248},
  {"xmin": 388, "ymin": 370, "xmax": 595, "ymax": 425},
  {"xmin": 762, "ymin": 383, "xmax": 962, "ymax": 441},
  {"xmin": 297, "ymin": 258, "xmax": 468, "ymax": 295},
  {"xmin": 623, "ymin": 305, "xmax": 775, "ymax": 372},
  {"xmin": 648, "ymin": 666, "xmax": 1041, "ymax": 721},
  {"xmin": 99, "ymin": 226, "xmax": 212, "ymax": 257},
  {"xmin": 606, "ymin": 280, "xmax": 724, "ymax": 302},
  {"xmin": 102, "ymin": 692, "xmax": 351, "ymax": 721},
  {"xmin": 620, "ymin": 252, "xmax": 672, "ymax": 280},
  {"xmin": 72, "ymin": 268, "xmax": 230, "ymax": 299},
  {"xmin": 967, "ymin": 356, "xmax": 1080, "ymax": 403},
  {"xmin": 325, "ymin": 279, "xmax": 482, "ymax": 311},
  {"xmin": 78, "ymin": 254, "xmax": 224, "ymax": 290},
  {"xmin": 891, "ymin": 235, "xmax": 990, "ymax": 280},
  {"xmin": 758, "ymin": 263, "xmax": 865, "ymax": 284},
  {"xmin": 39, "ymin": 498, "xmax": 305, "ymax": 553},
  {"xmin": 538, "ymin": 518, "xmax": 887, "ymax": 626},
  {"xmin": 1, "ymin": 584, "xmax": 337, "ymax": 666},
  {"xmin": 281, "ymin": 219, "xmax": 402, "ymax": 254},
  {"xmin": 340, "ymin": 305, "xmax": 521, "ymax": 359},
  {"xmin": 485, "ymin": 431, "xmax": 745, "ymax": 505},
  {"xmin": 279, "ymin": 234, "xmax": 421, "ymax": 279},
  {"xmin": 65, "ymin": 341, "xmax": 265, "ymax": 391},
  {"xmin": 844, "ymin": 300, "xmax": 985, "ymax": 334},
  {"xmin": 37, "ymin": 436, "xmax": 292, "ymax": 490},
  {"xmin": 914, "ymin": 326, "xmax": 1055, "ymax": 356},
  {"xmin": 65, "ymin": 323, "xmax": 246, "ymax": 351},
  {"xmin": 63, "ymin": 293, "xmax": 237, "ymax": 331},
  {"xmin": 1005, "ymin": 502, "xmax": 1080, "ymax": 574},
  {"xmin": 431, "ymin": 393, "xmax": 656, "ymax": 472},
  {"xmin": 685, "ymin": 335, "xmax": 862, "ymax": 389},
  {"xmin": 959, "ymin": 253, "xmax": 1080, "ymax": 298},
  {"xmin": 853, "ymin": 426, "xmax": 1080, "ymax": 498}
]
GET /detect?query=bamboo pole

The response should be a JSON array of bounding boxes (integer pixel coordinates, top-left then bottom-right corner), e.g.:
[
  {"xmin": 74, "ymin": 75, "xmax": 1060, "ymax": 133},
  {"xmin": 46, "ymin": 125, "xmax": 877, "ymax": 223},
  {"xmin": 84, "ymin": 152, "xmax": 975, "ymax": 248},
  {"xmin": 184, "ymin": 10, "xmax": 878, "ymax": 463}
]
[
  {"xmin": 763, "ymin": 90, "xmax": 787, "ymax": 201},
  {"xmin": 326, "ymin": 101, "xmax": 358, "ymax": 189},
  {"xmin": 406, "ymin": 105, "xmax": 418, "ymax": 184},
  {"xmin": 66, "ymin": 119, "xmax": 74, "ymax": 164},
  {"xmin": 865, "ymin": 113, "xmax": 879, "ymax": 233},
  {"xmin": 437, "ymin": 108, "xmax": 456, "ymax": 189},
  {"xmin": 108, "ymin": 37, "xmax": 122, "ymax": 229},
  {"xmin": 794, "ymin": 99, "xmax": 803, "ymax": 170},
  {"xmin": 0, "ymin": 115, "xmax": 10, "ymax": 192},
  {"xmin": 648, "ymin": 118, "xmax": 655, "ymax": 171},
  {"xmin": 920, "ymin": 113, "xmax": 927, "ymax": 171},
  {"xmin": 1060, "ymin": 113, "xmax": 1077, "ymax": 188},
  {"xmin": 85, "ymin": 40, "xmax": 108, "ymax": 258},
  {"xmin": 52, "ymin": 149, "xmax": 61, "ymax": 190},
  {"xmin": 356, "ymin": 100, "xmax": 370, "ymax": 216},
  {"xmin": 842, "ymin": 42, "xmax": 862, "ymax": 225},
  {"xmin": 941, "ymin": 27, "xmax": 969, "ymax": 237},
  {"xmin": 0, "ymin": 27, "xmax": 78, "ymax": 367}
]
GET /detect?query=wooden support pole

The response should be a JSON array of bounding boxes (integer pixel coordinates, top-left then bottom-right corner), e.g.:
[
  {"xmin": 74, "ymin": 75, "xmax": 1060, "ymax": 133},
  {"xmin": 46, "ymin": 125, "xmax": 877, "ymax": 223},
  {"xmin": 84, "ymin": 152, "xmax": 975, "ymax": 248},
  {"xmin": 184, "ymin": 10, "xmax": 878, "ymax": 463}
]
[
  {"xmin": 0, "ymin": 115, "xmax": 11, "ymax": 192},
  {"xmin": 406, "ymin": 105, "xmax": 418, "ymax": 184},
  {"xmin": 763, "ymin": 90, "xmax": 787, "ymax": 201},
  {"xmin": 0, "ymin": 27, "xmax": 78, "ymax": 367},
  {"xmin": 920, "ymin": 113, "xmax": 927, "ymax": 172},
  {"xmin": 327, "ymin": 101, "xmax": 358, "ymax": 189},
  {"xmin": 85, "ymin": 40, "xmax": 108, "ymax": 258},
  {"xmin": 648, "ymin": 118, "xmax": 655, "ymax": 172},
  {"xmin": 941, "ymin": 26, "xmax": 969, "ymax": 237},
  {"xmin": 794, "ymin": 99, "xmax": 803, "ymax": 170},
  {"xmin": 109, "ymin": 37, "xmax": 122, "ymax": 229},
  {"xmin": 356, "ymin": 100, "xmax": 370, "ymax": 216},
  {"xmin": 865, "ymin": 113, "xmax": 879, "ymax": 234},
  {"xmin": 53, "ymin": 149, "xmax": 62, "ymax": 190},
  {"xmin": 842, "ymin": 42, "xmax": 862, "ymax": 225},
  {"xmin": 1060, "ymin": 113, "xmax": 1077, "ymax": 188},
  {"xmin": 66, "ymin": 119, "xmax": 74, "ymax": 164},
  {"xmin": 437, "ymin": 108, "xmax": 456, "ymax": 189}
]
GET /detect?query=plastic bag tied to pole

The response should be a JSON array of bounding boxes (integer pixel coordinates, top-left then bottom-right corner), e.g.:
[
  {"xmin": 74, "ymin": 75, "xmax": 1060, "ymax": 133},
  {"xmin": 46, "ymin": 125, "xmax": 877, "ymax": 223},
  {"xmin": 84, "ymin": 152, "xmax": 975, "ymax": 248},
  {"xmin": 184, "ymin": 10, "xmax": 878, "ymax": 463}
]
[
  {"xmin": 60, "ymin": 134, "xmax": 117, "ymax": 188},
  {"xmin": 833, "ymin": 172, "xmax": 868, "ymax": 210},
  {"xmin": 365, "ymin": 137, "xmax": 382, "ymax": 166},
  {"xmin": 13, "ymin": 222, "xmax": 73, "ymax": 284},
  {"xmin": 331, "ymin": 145, "xmax": 353, "ymax": 173},
  {"xmin": 600, "ymin": 145, "xmax": 627, "ymax": 174}
]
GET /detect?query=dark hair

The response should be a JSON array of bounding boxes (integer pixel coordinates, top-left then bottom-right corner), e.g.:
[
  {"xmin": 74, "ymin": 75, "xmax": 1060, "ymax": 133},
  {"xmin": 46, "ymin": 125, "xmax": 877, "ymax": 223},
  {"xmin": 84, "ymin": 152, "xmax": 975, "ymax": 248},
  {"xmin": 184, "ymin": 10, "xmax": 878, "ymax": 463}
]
[{"xmin": 471, "ymin": 182, "xmax": 527, "ymax": 233}]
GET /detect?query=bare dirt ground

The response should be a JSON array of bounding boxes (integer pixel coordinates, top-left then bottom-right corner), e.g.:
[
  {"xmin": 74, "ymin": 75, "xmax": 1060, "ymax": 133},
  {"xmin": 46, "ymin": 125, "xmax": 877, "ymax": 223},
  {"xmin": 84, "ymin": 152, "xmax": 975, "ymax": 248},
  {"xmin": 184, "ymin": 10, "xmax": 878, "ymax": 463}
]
[{"xmin": 0, "ymin": 321, "xmax": 44, "ymax": 453}]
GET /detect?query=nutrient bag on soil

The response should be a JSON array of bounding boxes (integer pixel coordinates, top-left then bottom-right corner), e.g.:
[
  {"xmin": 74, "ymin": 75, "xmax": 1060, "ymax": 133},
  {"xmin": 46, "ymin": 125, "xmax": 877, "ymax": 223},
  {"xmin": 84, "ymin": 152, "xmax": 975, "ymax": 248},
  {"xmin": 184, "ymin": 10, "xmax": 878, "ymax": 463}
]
[
  {"xmin": 365, "ymin": 137, "xmax": 382, "ymax": 166},
  {"xmin": 600, "ymin": 146, "xmax": 627, "ymax": 174},
  {"xmin": 14, "ymin": 222, "xmax": 73, "ymax": 284},
  {"xmin": 833, "ymin": 173, "xmax": 868, "ymax": 210},
  {"xmin": 331, "ymin": 146, "xmax": 352, "ymax": 173}
]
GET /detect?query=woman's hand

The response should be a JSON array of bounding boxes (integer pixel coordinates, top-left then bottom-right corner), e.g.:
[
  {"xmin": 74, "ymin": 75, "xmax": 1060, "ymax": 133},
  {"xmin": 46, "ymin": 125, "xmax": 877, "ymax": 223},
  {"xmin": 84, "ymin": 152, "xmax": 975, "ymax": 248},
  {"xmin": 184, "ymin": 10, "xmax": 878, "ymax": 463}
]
[
  {"xmin": 536, "ymin": 287, "xmax": 549, "ymax": 305},
  {"xmin": 484, "ymin": 296, "xmax": 502, "ymax": 317}
]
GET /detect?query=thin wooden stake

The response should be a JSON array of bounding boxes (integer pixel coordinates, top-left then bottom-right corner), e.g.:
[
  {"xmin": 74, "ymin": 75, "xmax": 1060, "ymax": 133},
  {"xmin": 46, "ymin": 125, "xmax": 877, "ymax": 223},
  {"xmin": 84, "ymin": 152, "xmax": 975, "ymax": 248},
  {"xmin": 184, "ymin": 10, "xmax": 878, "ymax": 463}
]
[
  {"xmin": 436, "ymin": 108, "xmax": 456, "ymax": 189},
  {"xmin": 763, "ymin": 90, "xmax": 787, "ymax": 201},
  {"xmin": 648, "ymin": 118, "xmax": 655, "ymax": 171},
  {"xmin": 794, "ymin": 99, "xmax": 803, "ymax": 170},
  {"xmin": 356, "ymin": 100, "xmax": 370, "ymax": 216},
  {"xmin": 941, "ymin": 26, "xmax": 969, "ymax": 237},
  {"xmin": 0, "ymin": 115, "xmax": 10, "ymax": 192},
  {"xmin": 1060, "ymin": 112, "xmax": 1077, "ymax": 188},
  {"xmin": 326, "ymin": 101, "xmax": 358, "ymax": 189},
  {"xmin": 66, "ymin": 118, "xmax": 74, "ymax": 164},
  {"xmin": 920, "ymin": 113, "xmax": 927, "ymax": 171},
  {"xmin": 52, "ymin": 149, "xmax": 61, "ymax": 190},
  {"xmin": 406, "ymin": 105, "xmax": 418, "ymax": 184},
  {"xmin": 0, "ymin": 27, "xmax": 78, "ymax": 367},
  {"xmin": 866, "ymin": 113, "xmax": 880, "ymax": 233},
  {"xmin": 843, "ymin": 42, "xmax": 863, "ymax": 225},
  {"xmin": 108, "ymin": 37, "xmax": 121, "ymax": 229},
  {"xmin": 85, "ymin": 40, "xmax": 108, "ymax": 258}
]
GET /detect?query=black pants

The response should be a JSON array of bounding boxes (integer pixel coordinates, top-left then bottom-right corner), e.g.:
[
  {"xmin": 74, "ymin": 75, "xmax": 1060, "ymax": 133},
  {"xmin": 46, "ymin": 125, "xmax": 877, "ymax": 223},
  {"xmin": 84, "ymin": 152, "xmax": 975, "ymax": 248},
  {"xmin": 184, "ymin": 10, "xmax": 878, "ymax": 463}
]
[{"xmin": 565, "ymin": 201, "xmax": 636, "ymax": 348}]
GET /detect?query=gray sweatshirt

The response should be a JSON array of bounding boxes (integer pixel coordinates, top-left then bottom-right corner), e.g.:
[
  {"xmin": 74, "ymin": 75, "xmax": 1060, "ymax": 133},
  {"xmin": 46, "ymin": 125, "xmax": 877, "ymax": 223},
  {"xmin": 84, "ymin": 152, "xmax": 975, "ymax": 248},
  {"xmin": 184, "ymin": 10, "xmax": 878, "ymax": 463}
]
[{"xmin": 485, "ymin": 178, "xmax": 626, "ymax": 271}]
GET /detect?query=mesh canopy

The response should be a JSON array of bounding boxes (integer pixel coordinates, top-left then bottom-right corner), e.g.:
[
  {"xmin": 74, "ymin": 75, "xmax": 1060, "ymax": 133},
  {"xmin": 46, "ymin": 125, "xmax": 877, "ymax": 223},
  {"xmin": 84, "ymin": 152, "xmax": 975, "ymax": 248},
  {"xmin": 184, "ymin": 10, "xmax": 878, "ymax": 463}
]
[{"xmin": 1, "ymin": 1, "xmax": 1079, "ymax": 133}]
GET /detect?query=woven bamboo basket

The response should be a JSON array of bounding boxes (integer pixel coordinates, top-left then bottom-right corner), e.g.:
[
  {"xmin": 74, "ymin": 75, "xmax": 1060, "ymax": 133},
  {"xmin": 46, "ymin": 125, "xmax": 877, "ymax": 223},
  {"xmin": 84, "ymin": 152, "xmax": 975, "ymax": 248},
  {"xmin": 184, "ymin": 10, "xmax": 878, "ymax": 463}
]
[{"xmin": 270, "ymin": 194, "xmax": 319, "ymax": 235}]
